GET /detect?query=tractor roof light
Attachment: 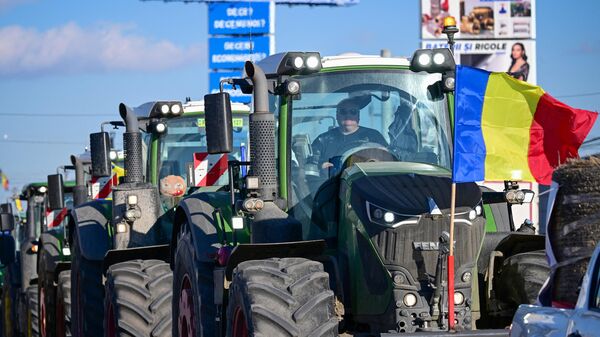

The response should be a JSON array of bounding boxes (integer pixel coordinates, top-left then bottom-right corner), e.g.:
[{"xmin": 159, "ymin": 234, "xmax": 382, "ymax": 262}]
[
  {"xmin": 257, "ymin": 52, "xmax": 322, "ymax": 77},
  {"xmin": 160, "ymin": 104, "xmax": 170, "ymax": 115},
  {"xmin": 410, "ymin": 48, "xmax": 455, "ymax": 74},
  {"xmin": 38, "ymin": 186, "xmax": 48, "ymax": 194},
  {"xmin": 140, "ymin": 101, "xmax": 184, "ymax": 119},
  {"xmin": 505, "ymin": 189, "xmax": 535, "ymax": 204},
  {"xmin": 109, "ymin": 150, "xmax": 118, "ymax": 161},
  {"xmin": 170, "ymin": 104, "xmax": 182, "ymax": 115}
]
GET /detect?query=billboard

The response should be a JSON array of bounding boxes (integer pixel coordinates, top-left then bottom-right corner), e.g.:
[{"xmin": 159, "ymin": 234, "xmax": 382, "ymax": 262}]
[
  {"xmin": 208, "ymin": 1, "xmax": 272, "ymax": 35},
  {"xmin": 421, "ymin": 0, "xmax": 535, "ymax": 40},
  {"xmin": 422, "ymin": 39, "xmax": 536, "ymax": 83},
  {"xmin": 209, "ymin": 36, "xmax": 272, "ymax": 69}
]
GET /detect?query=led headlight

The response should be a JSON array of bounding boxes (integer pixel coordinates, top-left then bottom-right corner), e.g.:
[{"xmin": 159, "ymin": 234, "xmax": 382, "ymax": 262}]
[
  {"xmin": 38, "ymin": 186, "xmax": 48, "ymax": 194},
  {"xmin": 285, "ymin": 80, "xmax": 300, "ymax": 95},
  {"xmin": 461, "ymin": 271, "xmax": 472, "ymax": 283},
  {"xmin": 109, "ymin": 150, "xmax": 118, "ymax": 161},
  {"xmin": 475, "ymin": 205, "xmax": 482, "ymax": 216},
  {"xmin": 293, "ymin": 56, "xmax": 304, "ymax": 69},
  {"xmin": 154, "ymin": 122, "xmax": 167, "ymax": 134},
  {"xmin": 306, "ymin": 55, "xmax": 320, "ymax": 69},
  {"xmin": 384, "ymin": 212, "xmax": 395, "ymax": 224},
  {"xmin": 468, "ymin": 210, "xmax": 477, "ymax": 220},
  {"xmin": 170, "ymin": 104, "xmax": 182, "ymax": 115},
  {"xmin": 433, "ymin": 52, "xmax": 446, "ymax": 65},
  {"xmin": 366, "ymin": 201, "xmax": 418, "ymax": 228},
  {"xmin": 160, "ymin": 104, "xmax": 170, "ymax": 115},
  {"xmin": 418, "ymin": 53, "xmax": 432, "ymax": 67},
  {"xmin": 403, "ymin": 293, "xmax": 418, "ymax": 307},
  {"xmin": 454, "ymin": 291, "xmax": 465, "ymax": 305}
]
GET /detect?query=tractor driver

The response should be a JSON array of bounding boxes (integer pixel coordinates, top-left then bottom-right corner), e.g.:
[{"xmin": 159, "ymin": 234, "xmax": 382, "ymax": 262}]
[{"xmin": 309, "ymin": 95, "xmax": 388, "ymax": 170}]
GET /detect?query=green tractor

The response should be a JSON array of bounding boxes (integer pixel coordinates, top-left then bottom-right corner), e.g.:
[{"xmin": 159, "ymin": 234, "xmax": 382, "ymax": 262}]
[
  {"xmin": 37, "ymin": 157, "xmax": 94, "ymax": 337},
  {"xmin": 70, "ymin": 100, "xmax": 250, "ymax": 337},
  {"xmin": 169, "ymin": 50, "xmax": 548, "ymax": 336}
]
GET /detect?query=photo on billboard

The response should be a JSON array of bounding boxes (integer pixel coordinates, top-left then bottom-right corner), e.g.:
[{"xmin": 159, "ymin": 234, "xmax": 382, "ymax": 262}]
[
  {"xmin": 422, "ymin": 39, "xmax": 536, "ymax": 83},
  {"xmin": 421, "ymin": 0, "xmax": 535, "ymax": 39}
]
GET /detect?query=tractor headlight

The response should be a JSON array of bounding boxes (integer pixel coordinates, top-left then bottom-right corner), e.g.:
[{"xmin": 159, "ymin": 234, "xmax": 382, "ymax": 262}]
[
  {"xmin": 366, "ymin": 201, "xmax": 419, "ymax": 228},
  {"xmin": 160, "ymin": 104, "xmax": 170, "ymax": 115},
  {"xmin": 171, "ymin": 104, "xmax": 182, "ymax": 115},
  {"xmin": 109, "ymin": 150, "xmax": 118, "ymax": 161},
  {"xmin": 475, "ymin": 205, "xmax": 482, "ymax": 216},
  {"xmin": 418, "ymin": 53, "xmax": 432, "ymax": 67},
  {"xmin": 38, "ymin": 186, "xmax": 48, "ymax": 194},
  {"xmin": 454, "ymin": 291, "xmax": 465, "ymax": 305},
  {"xmin": 468, "ymin": 210, "xmax": 477, "ymax": 220},
  {"xmin": 285, "ymin": 80, "xmax": 301, "ymax": 95},
  {"xmin": 461, "ymin": 271, "xmax": 472, "ymax": 283},
  {"xmin": 433, "ymin": 52, "xmax": 446, "ymax": 65},
  {"xmin": 403, "ymin": 293, "xmax": 418, "ymax": 307},
  {"xmin": 306, "ymin": 55, "xmax": 320, "ymax": 69},
  {"xmin": 293, "ymin": 56, "xmax": 304, "ymax": 69}
]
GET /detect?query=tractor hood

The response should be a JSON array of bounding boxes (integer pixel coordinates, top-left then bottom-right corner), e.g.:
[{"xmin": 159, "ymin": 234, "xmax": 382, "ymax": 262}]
[{"xmin": 335, "ymin": 161, "xmax": 486, "ymax": 331}]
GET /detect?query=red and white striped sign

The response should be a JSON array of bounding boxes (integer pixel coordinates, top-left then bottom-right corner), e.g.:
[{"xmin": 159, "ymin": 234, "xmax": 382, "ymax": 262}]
[
  {"xmin": 46, "ymin": 207, "xmax": 68, "ymax": 229},
  {"xmin": 193, "ymin": 152, "xmax": 229, "ymax": 187},
  {"xmin": 90, "ymin": 174, "xmax": 118, "ymax": 199}
]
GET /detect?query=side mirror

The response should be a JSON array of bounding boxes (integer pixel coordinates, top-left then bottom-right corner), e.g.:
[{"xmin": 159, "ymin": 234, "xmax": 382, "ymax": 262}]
[
  {"xmin": 90, "ymin": 132, "xmax": 112, "ymax": 177},
  {"xmin": 0, "ymin": 203, "xmax": 15, "ymax": 232},
  {"xmin": 47, "ymin": 174, "xmax": 65, "ymax": 210},
  {"xmin": 204, "ymin": 92, "xmax": 233, "ymax": 154}
]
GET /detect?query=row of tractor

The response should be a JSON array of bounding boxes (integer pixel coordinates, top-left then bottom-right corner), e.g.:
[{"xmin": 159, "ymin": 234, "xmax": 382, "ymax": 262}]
[{"xmin": 0, "ymin": 46, "xmax": 549, "ymax": 337}]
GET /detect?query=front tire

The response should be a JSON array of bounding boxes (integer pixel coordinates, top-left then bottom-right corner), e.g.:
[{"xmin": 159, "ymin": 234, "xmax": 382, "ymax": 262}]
[
  {"xmin": 226, "ymin": 258, "xmax": 338, "ymax": 337},
  {"xmin": 173, "ymin": 222, "xmax": 215, "ymax": 337},
  {"xmin": 70, "ymin": 233, "xmax": 103, "ymax": 337},
  {"xmin": 27, "ymin": 286, "xmax": 39, "ymax": 337},
  {"xmin": 494, "ymin": 250, "xmax": 550, "ymax": 308},
  {"xmin": 56, "ymin": 270, "xmax": 72, "ymax": 337},
  {"xmin": 103, "ymin": 259, "xmax": 172, "ymax": 337}
]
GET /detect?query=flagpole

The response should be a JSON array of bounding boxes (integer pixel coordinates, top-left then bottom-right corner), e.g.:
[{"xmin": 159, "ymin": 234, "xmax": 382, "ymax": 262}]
[{"xmin": 448, "ymin": 182, "xmax": 456, "ymax": 330}]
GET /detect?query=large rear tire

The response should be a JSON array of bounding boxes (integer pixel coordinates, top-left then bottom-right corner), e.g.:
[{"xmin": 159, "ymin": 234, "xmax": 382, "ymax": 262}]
[
  {"xmin": 103, "ymin": 259, "xmax": 172, "ymax": 337},
  {"xmin": 38, "ymin": 277, "xmax": 56, "ymax": 337},
  {"xmin": 70, "ymin": 233, "xmax": 103, "ymax": 337},
  {"xmin": 494, "ymin": 250, "xmax": 550, "ymax": 309},
  {"xmin": 56, "ymin": 271, "xmax": 72, "ymax": 337},
  {"xmin": 226, "ymin": 258, "xmax": 338, "ymax": 337},
  {"xmin": 173, "ymin": 221, "xmax": 215, "ymax": 337},
  {"xmin": 27, "ymin": 286, "xmax": 39, "ymax": 337}
]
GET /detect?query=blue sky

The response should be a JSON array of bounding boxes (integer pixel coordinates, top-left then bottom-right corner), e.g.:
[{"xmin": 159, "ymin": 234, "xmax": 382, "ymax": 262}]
[{"xmin": 1, "ymin": 0, "xmax": 599, "ymax": 202}]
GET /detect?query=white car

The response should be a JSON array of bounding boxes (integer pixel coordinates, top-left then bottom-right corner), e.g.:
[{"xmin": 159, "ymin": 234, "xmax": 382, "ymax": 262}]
[{"xmin": 510, "ymin": 242, "xmax": 600, "ymax": 337}]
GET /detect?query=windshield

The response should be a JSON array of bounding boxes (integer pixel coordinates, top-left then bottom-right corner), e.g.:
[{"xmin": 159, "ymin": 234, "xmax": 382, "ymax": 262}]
[
  {"xmin": 157, "ymin": 114, "xmax": 249, "ymax": 206},
  {"xmin": 288, "ymin": 69, "xmax": 451, "ymax": 225}
]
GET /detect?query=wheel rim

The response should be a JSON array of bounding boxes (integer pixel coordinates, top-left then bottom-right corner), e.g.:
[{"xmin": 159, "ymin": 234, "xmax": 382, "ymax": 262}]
[
  {"xmin": 106, "ymin": 302, "xmax": 116, "ymax": 337},
  {"xmin": 232, "ymin": 306, "xmax": 248, "ymax": 337},
  {"xmin": 178, "ymin": 275, "xmax": 195, "ymax": 337},
  {"xmin": 40, "ymin": 287, "xmax": 46, "ymax": 337}
]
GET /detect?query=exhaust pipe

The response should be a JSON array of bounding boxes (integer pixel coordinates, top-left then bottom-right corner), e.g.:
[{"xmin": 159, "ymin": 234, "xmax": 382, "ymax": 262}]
[
  {"xmin": 70, "ymin": 155, "xmax": 89, "ymax": 206},
  {"xmin": 245, "ymin": 61, "xmax": 278, "ymax": 201},
  {"xmin": 119, "ymin": 103, "xmax": 144, "ymax": 184}
]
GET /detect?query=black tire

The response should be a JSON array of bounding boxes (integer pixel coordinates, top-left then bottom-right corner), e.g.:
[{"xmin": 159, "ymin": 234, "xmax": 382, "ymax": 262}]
[
  {"xmin": 56, "ymin": 271, "xmax": 72, "ymax": 337},
  {"xmin": 38, "ymin": 233, "xmax": 62, "ymax": 337},
  {"xmin": 104, "ymin": 259, "xmax": 172, "ymax": 337},
  {"xmin": 226, "ymin": 258, "xmax": 338, "ymax": 337},
  {"xmin": 494, "ymin": 250, "xmax": 550, "ymax": 309},
  {"xmin": 38, "ymin": 278, "xmax": 56, "ymax": 337},
  {"xmin": 27, "ymin": 286, "xmax": 39, "ymax": 337},
  {"xmin": 70, "ymin": 233, "xmax": 103, "ymax": 337},
  {"xmin": 3, "ymin": 282, "xmax": 15, "ymax": 337},
  {"xmin": 173, "ymin": 221, "xmax": 215, "ymax": 337}
]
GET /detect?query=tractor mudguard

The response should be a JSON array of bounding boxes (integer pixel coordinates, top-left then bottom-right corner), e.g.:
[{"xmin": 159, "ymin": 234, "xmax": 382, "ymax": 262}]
[
  {"xmin": 71, "ymin": 199, "xmax": 112, "ymax": 261},
  {"xmin": 102, "ymin": 244, "xmax": 170, "ymax": 274},
  {"xmin": 172, "ymin": 192, "xmax": 231, "ymax": 263},
  {"xmin": 38, "ymin": 232, "xmax": 61, "ymax": 274},
  {"xmin": 478, "ymin": 232, "xmax": 545, "ymax": 272}
]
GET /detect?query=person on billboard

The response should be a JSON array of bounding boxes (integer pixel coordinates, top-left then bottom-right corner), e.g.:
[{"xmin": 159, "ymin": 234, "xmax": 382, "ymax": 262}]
[{"xmin": 507, "ymin": 42, "xmax": 530, "ymax": 81}]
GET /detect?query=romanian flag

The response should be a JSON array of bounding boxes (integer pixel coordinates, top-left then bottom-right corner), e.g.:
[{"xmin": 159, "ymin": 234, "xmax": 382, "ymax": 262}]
[
  {"xmin": 453, "ymin": 65, "xmax": 597, "ymax": 185},
  {"xmin": 0, "ymin": 171, "xmax": 8, "ymax": 191}
]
